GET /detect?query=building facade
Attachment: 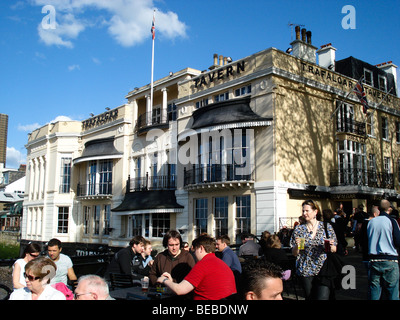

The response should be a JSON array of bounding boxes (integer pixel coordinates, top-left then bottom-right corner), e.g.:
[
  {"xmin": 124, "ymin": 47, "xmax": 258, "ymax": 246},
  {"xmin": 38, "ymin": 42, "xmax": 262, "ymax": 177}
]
[{"xmin": 21, "ymin": 28, "xmax": 400, "ymax": 253}]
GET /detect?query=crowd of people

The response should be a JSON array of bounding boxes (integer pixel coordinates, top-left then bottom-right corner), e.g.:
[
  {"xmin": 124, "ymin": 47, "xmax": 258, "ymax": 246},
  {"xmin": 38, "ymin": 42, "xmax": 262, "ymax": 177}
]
[{"xmin": 7, "ymin": 198, "xmax": 400, "ymax": 300}]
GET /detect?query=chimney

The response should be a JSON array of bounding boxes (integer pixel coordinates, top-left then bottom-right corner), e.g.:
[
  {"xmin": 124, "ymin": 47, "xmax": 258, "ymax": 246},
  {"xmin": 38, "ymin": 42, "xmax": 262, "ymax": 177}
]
[
  {"xmin": 317, "ymin": 43, "xmax": 336, "ymax": 70},
  {"xmin": 219, "ymin": 55, "xmax": 224, "ymax": 66},
  {"xmin": 290, "ymin": 27, "xmax": 317, "ymax": 64},
  {"xmin": 209, "ymin": 53, "xmax": 219, "ymax": 70},
  {"xmin": 376, "ymin": 61, "xmax": 398, "ymax": 94}
]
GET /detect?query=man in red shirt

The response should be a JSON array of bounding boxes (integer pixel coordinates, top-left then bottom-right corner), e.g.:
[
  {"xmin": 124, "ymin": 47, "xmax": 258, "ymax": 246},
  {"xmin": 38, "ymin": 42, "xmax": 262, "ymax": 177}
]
[{"xmin": 157, "ymin": 234, "xmax": 236, "ymax": 300}]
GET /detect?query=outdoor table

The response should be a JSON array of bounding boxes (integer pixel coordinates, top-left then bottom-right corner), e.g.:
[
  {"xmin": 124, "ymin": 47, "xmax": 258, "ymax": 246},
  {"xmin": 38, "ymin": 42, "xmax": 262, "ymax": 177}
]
[{"xmin": 110, "ymin": 286, "xmax": 175, "ymax": 300}]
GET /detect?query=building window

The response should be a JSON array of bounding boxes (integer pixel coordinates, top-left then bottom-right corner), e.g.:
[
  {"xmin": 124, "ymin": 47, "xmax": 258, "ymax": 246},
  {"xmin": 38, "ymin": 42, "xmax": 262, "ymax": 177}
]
[
  {"xmin": 86, "ymin": 160, "xmax": 113, "ymax": 195},
  {"xmin": 131, "ymin": 215, "xmax": 143, "ymax": 236},
  {"xmin": 381, "ymin": 117, "xmax": 389, "ymax": 141},
  {"xmin": 235, "ymin": 195, "xmax": 251, "ymax": 237},
  {"xmin": 195, "ymin": 198, "xmax": 208, "ymax": 237},
  {"xmin": 214, "ymin": 196, "xmax": 228, "ymax": 237},
  {"xmin": 364, "ymin": 69, "xmax": 373, "ymax": 86},
  {"xmin": 214, "ymin": 91, "xmax": 229, "ymax": 102},
  {"xmin": 234, "ymin": 85, "xmax": 251, "ymax": 97},
  {"xmin": 103, "ymin": 205, "xmax": 111, "ymax": 235},
  {"xmin": 167, "ymin": 103, "xmax": 177, "ymax": 121},
  {"xmin": 337, "ymin": 139, "xmax": 367, "ymax": 185},
  {"xmin": 397, "ymin": 158, "xmax": 400, "ymax": 184},
  {"xmin": 151, "ymin": 213, "xmax": 170, "ymax": 238},
  {"xmin": 366, "ymin": 115, "xmax": 375, "ymax": 137},
  {"xmin": 57, "ymin": 207, "xmax": 69, "ymax": 234},
  {"xmin": 59, "ymin": 158, "xmax": 71, "ymax": 193},
  {"xmin": 84, "ymin": 206, "xmax": 90, "ymax": 234},
  {"xmin": 195, "ymin": 98, "xmax": 209, "ymax": 109},
  {"xmin": 152, "ymin": 107, "xmax": 161, "ymax": 124},
  {"xmin": 378, "ymin": 75, "xmax": 387, "ymax": 92},
  {"xmin": 396, "ymin": 122, "xmax": 400, "ymax": 143},
  {"xmin": 384, "ymin": 157, "xmax": 391, "ymax": 174},
  {"xmin": 93, "ymin": 205, "xmax": 100, "ymax": 235}
]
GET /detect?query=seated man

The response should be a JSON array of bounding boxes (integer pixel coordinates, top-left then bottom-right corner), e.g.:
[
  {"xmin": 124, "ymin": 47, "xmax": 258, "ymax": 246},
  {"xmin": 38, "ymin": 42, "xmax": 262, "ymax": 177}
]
[
  {"xmin": 238, "ymin": 233, "xmax": 262, "ymax": 257},
  {"xmin": 149, "ymin": 230, "xmax": 195, "ymax": 286},
  {"xmin": 47, "ymin": 238, "xmax": 77, "ymax": 287},
  {"xmin": 216, "ymin": 235, "xmax": 242, "ymax": 274},
  {"xmin": 74, "ymin": 275, "xmax": 115, "ymax": 300},
  {"xmin": 105, "ymin": 235, "xmax": 146, "ymax": 280},
  {"xmin": 157, "ymin": 234, "xmax": 236, "ymax": 300},
  {"xmin": 240, "ymin": 259, "xmax": 283, "ymax": 300}
]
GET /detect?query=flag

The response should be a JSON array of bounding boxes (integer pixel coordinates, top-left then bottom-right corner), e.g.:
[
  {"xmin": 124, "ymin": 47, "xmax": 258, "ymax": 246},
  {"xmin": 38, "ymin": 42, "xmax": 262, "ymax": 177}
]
[
  {"xmin": 151, "ymin": 13, "xmax": 155, "ymax": 40},
  {"xmin": 353, "ymin": 77, "xmax": 369, "ymax": 115}
]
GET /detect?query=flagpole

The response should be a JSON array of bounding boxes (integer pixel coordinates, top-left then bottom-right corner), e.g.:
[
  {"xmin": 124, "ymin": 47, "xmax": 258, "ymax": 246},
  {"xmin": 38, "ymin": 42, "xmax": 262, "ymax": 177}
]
[
  {"xmin": 330, "ymin": 75, "xmax": 364, "ymax": 119},
  {"xmin": 150, "ymin": 10, "xmax": 155, "ymax": 121}
]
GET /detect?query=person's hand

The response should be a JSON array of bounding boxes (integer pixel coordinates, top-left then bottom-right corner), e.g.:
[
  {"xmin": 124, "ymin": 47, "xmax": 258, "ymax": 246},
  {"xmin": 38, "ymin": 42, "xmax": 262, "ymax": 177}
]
[{"xmin": 156, "ymin": 272, "xmax": 171, "ymax": 284}]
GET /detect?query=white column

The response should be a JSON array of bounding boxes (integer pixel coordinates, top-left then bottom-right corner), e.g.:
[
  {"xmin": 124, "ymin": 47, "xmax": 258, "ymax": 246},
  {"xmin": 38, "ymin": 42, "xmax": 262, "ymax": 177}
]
[
  {"xmin": 146, "ymin": 94, "xmax": 152, "ymax": 126},
  {"xmin": 161, "ymin": 88, "xmax": 168, "ymax": 122}
]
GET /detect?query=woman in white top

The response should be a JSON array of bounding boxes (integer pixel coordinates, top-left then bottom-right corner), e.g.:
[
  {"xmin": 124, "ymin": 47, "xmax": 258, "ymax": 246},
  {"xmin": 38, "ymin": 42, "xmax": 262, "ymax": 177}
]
[
  {"xmin": 12, "ymin": 242, "xmax": 42, "ymax": 289},
  {"xmin": 9, "ymin": 256, "xmax": 65, "ymax": 300}
]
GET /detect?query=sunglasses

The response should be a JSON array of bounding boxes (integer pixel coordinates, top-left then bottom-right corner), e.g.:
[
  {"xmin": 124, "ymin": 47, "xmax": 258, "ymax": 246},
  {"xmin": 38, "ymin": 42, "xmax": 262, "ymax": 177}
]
[{"xmin": 24, "ymin": 273, "xmax": 41, "ymax": 282}]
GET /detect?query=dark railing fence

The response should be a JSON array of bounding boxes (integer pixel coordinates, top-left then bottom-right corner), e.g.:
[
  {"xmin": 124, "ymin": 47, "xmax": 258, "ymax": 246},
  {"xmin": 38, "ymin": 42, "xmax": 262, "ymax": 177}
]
[
  {"xmin": 77, "ymin": 182, "xmax": 113, "ymax": 196},
  {"xmin": 127, "ymin": 173, "xmax": 176, "ymax": 192},
  {"xmin": 136, "ymin": 111, "xmax": 169, "ymax": 132},
  {"xmin": 336, "ymin": 119, "xmax": 366, "ymax": 136},
  {"xmin": 184, "ymin": 164, "xmax": 254, "ymax": 186},
  {"xmin": 330, "ymin": 169, "xmax": 394, "ymax": 189}
]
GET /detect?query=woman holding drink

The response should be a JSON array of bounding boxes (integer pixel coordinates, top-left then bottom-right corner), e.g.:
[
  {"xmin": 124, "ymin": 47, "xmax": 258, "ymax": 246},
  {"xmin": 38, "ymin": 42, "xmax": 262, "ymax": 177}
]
[{"xmin": 290, "ymin": 200, "xmax": 337, "ymax": 300}]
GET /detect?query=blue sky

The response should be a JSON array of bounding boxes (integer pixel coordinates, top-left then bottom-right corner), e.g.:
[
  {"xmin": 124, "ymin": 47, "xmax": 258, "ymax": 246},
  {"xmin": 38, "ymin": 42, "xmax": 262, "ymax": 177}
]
[{"xmin": 1, "ymin": 0, "xmax": 400, "ymax": 169}]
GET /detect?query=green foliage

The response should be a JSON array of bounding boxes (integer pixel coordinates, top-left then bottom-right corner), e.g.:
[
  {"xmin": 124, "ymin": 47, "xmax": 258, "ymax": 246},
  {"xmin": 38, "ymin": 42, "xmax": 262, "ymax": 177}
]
[{"xmin": 0, "ymin": 242, "xmax": 20, "ymax": 259}]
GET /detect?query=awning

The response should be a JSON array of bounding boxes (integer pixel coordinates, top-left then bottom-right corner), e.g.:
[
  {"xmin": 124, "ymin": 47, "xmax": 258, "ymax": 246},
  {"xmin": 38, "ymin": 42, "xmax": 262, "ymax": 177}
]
[
  {"xmin": 190, "ymin": 96, "xmax": 272, "ymax": 130},
  {"xmin": 73, "ymin": 137, "xmax": 123, "ymax": 165},
  {"xmin": 111, "ymin": 190, "xmax": 184, "ymax": 215}
]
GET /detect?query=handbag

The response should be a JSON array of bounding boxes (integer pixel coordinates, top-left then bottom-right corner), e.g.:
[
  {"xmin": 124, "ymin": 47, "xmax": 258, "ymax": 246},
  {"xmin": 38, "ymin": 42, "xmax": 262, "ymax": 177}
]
[{"xmin": 317, "ymin": 222, "xmax": 345, "ymax": 290}]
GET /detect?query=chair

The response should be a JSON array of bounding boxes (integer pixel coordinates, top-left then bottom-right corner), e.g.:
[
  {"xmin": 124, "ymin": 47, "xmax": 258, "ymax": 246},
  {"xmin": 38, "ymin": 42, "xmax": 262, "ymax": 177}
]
[
  {"xmin": 109, "ymin": 273, "xmax": 135, "ymax": 291},
  {"xmin": 281, "ymin": 259, "xmax": 299, "ymax": 300}
]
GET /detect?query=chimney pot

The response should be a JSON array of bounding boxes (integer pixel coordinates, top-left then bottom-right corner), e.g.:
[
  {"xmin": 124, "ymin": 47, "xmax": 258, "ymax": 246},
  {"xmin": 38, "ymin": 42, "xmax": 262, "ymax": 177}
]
[
  {"xmin": 219, "ymin": 55, "xmax": 223, "ymax": 66},
  {"xmin": 306, "ymin": 31, "xmax": 312, "ymax": 44},
  {"xmin": 295, "ymin": 26, "xmax": 300, "ymax": 40},
  {"xmin": 301, "ymin": 28, "xmax": 306, "ymax": 42}
]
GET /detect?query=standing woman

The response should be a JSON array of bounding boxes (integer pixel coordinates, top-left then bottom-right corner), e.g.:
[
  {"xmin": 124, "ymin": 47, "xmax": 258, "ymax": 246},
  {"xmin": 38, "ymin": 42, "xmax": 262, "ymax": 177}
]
[
  {"xmin": 290, "ymin": 200, "xmax": 337, "ymax": 300},
  {"xmin": 12, "ymin": 242, "xmax": 42, "ymax": 289}
]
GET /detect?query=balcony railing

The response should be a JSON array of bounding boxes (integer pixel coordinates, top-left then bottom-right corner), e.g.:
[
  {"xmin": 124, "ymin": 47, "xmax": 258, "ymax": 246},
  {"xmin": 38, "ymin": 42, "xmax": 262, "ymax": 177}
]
[
  {"xmin": 136, "ymin": 111, "xmax": 169, "ymax": 132},
  {"xmin": 184, "ymin": 164, "xmax": 254, "ymax": 186},
  {"xmin": 336, "ymin": 119, "xmax": 366, "ymax": 136},
  {"xmin": 330, "ymin": 169, "xmax": 394, "ymax": 189},
  {"xmin": 127, "ymin": 173, "xmax": 176, "ymax": 192},
  {"xmin": 77, "ymin": 182, "xmax": 113, "ymax": 197}
]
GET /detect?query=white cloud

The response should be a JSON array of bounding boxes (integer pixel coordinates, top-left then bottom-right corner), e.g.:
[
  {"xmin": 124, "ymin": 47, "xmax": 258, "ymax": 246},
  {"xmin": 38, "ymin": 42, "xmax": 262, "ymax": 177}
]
[
  {"xmin": 68, "ymin": 64, "xmax": 80, "ymax": 71},
  {"xmin": 32, "ymin": 0, "xmax": 187, "ymax": 48},
  {"xmin": 18, "ymin": 123, "xmax": 41, "ymax": 132},
  {"xmin": 6, "ymin": 147, "xmax": 26, "ymax": 169},
  {"xmin": 18, "ymin": 116, "xmax": 75, "ymax": 132}
]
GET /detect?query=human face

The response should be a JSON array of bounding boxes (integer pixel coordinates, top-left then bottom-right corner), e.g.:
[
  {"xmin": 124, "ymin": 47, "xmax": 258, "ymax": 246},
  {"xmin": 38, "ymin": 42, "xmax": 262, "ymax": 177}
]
[
  {"xmin": 215, "ymin": 240, "xmax": 227, "ymax": 252},
  {"xmin": 144, "ymin": 245, "xmax": 152, "ymax": 256},
  {"xmin": 167, "ymin": 238, "xmax": 181, "ymax": 257},
  {"xmin": 24, "ymin": 271, "xmax": 43, "ymax": 293},
  {"xmin": 74, "ymin": 282, "xmax": 95, "ymax": 300},
  {"xmin": 302, "ymin": 204, "xmax": 317, "ymax": 222},
  {"xmin": 246, "ymin": 278, "xmax": 283, "ymax": 300},
  {"xmin": 133, "ymin": 242, "xmax": 144, "ymax": 254},
  {"xmin": 27, "ymin": 252, "xmax": 40, "ymax": 262},
  {"xmin": 47, "ymin": 245, "xmax": 61, "ymax": 261}
]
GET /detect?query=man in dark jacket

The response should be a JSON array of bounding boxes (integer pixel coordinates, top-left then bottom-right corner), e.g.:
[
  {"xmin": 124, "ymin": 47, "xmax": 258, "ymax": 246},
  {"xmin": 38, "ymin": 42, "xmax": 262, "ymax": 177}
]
[
  {"xmin": 149, "ymin": 230, "xmax": 195, "ymax": 286},
  {"xmin": 105, "ymin": 235, "xmax": 146, "ymax": 280}
]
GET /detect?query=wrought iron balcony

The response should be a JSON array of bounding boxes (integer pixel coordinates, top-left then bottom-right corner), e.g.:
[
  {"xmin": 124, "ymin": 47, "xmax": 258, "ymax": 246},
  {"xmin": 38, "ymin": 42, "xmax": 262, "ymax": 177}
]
[
  {"xmin": 336, "ymin": 119, "xmax": 366, "ymax": 136},
  {"xmin": 77, "ymin": 182, "xmax": 113, "ymax": 197},
  {"xmin": 135, "ymin": 111, "xmax": 169, "ymax": 133},
  {"xmin": 184, "ymin": 164, "xmax": 254, "ymax": 186},
  {"xmin": 330, "ymin": 169, "xmax": 394, "ymax": 189},
  {"xmin": 127, "ymin": 173, "xmax": 176, "ymax": 192}
]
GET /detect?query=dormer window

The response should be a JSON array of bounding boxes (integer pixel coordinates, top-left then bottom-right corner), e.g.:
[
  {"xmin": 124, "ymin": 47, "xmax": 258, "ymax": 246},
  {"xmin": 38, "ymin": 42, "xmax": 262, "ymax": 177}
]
[
  {"xmin": 363, "ymin": 69, "xmax": 373, "ymax": 86},
  {"xmin": 378, "ymin": 75, "xmax": 387, "ymax": 92}
]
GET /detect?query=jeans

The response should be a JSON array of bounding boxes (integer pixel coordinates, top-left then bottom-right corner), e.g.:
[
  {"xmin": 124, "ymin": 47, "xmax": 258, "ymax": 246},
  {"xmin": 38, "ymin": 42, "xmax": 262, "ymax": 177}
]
[{"xmin": 368, "ymin": 260, "xmax": 399, "ymax": 300}]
